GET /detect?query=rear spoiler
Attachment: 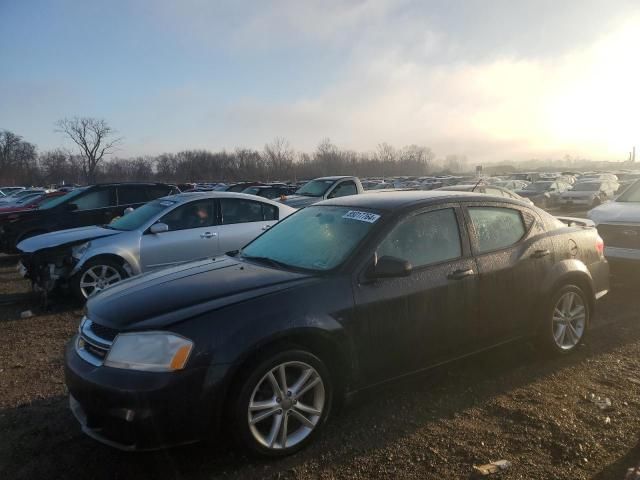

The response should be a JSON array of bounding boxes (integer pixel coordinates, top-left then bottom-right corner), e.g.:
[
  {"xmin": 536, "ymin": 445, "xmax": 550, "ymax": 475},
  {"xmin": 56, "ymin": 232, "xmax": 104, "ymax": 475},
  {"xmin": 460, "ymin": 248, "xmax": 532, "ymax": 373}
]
[{"xmin": 555, "ymin": 216, "xmax": 595, "ymax": 228}]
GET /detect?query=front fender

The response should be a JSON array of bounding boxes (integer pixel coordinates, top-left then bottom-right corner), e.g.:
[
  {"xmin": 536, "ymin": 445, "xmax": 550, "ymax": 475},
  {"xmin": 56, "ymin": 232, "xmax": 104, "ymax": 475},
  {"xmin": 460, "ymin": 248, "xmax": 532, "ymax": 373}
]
[{"xmin": 71, "ymin": 247, "xmax": 142, "ymax": 276}]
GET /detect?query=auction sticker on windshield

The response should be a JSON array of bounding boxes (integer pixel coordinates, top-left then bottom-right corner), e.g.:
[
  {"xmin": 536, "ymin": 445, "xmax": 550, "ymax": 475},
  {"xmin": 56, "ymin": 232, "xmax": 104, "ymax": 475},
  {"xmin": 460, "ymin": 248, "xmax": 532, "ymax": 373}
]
[{"xmin": 343, "ymin": 210, "xmax": 380, "ymax": 223}]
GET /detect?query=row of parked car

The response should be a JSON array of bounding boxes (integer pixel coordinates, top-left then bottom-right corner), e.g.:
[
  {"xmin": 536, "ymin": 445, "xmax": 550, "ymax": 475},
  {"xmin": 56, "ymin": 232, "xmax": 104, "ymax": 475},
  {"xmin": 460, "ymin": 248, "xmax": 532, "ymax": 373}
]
[{"xmin": 0, "ymin": 170, "xmax": 636, "ymax": 456}]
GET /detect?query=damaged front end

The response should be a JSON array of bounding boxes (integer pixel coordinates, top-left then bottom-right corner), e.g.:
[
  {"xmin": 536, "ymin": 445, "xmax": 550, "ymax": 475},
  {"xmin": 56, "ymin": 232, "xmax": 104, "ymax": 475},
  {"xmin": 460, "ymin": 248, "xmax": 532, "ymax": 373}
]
[{"xmin": 19, "ymin": 243, "xmax": 85, "ymax": 295}]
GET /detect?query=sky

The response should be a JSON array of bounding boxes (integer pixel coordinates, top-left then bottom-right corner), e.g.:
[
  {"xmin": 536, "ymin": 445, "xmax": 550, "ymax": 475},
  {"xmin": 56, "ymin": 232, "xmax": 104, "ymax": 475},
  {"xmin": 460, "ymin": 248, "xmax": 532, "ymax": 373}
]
[{"xmin": 1, "ymin": 0, "xmax": 639, "ymax": 163}]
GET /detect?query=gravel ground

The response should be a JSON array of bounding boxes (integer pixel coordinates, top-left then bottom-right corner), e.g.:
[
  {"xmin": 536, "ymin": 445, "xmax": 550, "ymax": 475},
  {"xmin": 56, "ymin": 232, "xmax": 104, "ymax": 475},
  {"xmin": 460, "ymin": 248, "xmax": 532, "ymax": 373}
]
[{"xmin": 1, "ymin": 251, "xmax": 640, "ymax": 480}]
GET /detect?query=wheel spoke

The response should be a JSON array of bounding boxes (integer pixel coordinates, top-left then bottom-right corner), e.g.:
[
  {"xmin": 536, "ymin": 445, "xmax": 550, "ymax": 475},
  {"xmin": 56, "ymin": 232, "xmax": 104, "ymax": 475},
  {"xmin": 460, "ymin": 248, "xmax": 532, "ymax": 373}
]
[
  {"xmin": 296, "ymin": 376, "xmax": 321, "ymax": 398},
  {"xmin": 250, "ymin": 406, "xmax": 280, "ymax": 425},
  {"xmin": 290, "ymin": 409, "xmax": 315, "ymax": 429},
  {"xmin": 279, "ymin": 412, "xmax": 289, "ymax": 448},
  {"xmin": 266, "ymin": 413, "xmax": 283, "ymax": 448},
  {"xmin": 291, "ymin": 368, "xmax": 313, "ymax": 395},
  {"xmin": 278, "ymin": 364, "xmax": 288, "ymax": 394},
  {"xmin": 553, "ymin": 308, "xmax": 564, "ymax": 322},
  {"xmin": 561, "ymin": 292, "xmax": 574, "ymax": 315},
  {"xmin": 567, "ymin": 322, "xmax": 580, "ymax": 341},
  {"xmin": 294, "ymin": 401, "xmax": 322, "ymax": 416},
  {"xmin": 249, "ymin": 398, "xmax": 278, "ymax": 411},
  {"xmin": 87, "ymin": 269, "xmax": 99, "ymax": 280},
  {"xmin": 80, "ymin": 281, "xmax": 96, "ymax": 288},
  {"xmin": 101, "ymin": 265, "xmax": 107, "ymax": 278},
  {"xmin": 266, "ymin": 371, "xmax": 283, "ymax": 398}
]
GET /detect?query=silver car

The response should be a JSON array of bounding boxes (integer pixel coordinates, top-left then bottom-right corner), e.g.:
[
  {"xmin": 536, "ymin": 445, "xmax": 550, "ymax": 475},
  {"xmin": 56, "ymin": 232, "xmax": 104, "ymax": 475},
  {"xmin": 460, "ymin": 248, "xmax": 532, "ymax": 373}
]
[{"xmin": 17, "ymin": 192, "xmax": 296, "ymax": 300}]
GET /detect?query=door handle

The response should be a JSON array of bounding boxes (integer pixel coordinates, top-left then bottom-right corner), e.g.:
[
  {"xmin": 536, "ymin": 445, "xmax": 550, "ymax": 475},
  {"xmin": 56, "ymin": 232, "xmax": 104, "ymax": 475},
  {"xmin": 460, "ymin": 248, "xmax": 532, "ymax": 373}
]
[
  {"xmin": 447, "ymin": 268, "xmax": 475, "ymax": 280},
  {"xmin": 200, "ymin": 232, "xmax": 217, "ymax": 239},
  {"xmin": 531, "ymin": 249, "xmax": 550, "ymax": 258},
  {"xmin": 261, "ymin": 224, "xmax": 272, "ymax": 231}
]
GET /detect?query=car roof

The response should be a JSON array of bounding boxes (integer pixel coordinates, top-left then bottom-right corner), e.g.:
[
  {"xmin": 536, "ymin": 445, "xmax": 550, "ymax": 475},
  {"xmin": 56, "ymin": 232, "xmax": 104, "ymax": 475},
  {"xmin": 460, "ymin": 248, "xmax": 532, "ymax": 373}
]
[
  {"xmin": 313, "ymin": 176, "xmax": 355, "ymax": 181},
  {"xmin": 158, "ymin": 191, "xmax": 288, "ymax": 206},
  {"xmin": 317, "ymin": 190, "xmax": 526, "ymax": 211}
]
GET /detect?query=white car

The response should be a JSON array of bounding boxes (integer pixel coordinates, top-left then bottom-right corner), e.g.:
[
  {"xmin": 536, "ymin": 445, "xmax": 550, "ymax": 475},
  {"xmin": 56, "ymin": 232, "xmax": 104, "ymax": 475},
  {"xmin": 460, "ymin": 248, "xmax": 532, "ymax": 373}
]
[
  {"xmin": 588, "ymin": 179, "xmax": 640, "ymax": 268},
  {"xmin": 17, "ymin": 192, "xmax": 297, "ymax": 300}
]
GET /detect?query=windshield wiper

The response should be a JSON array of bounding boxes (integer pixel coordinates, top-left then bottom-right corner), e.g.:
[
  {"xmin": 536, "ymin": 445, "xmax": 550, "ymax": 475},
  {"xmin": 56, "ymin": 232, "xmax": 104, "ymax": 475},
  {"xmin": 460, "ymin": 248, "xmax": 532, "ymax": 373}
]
[{"xmin": 241, "ymin": 255, "xmax": 291, "ymax": 269}]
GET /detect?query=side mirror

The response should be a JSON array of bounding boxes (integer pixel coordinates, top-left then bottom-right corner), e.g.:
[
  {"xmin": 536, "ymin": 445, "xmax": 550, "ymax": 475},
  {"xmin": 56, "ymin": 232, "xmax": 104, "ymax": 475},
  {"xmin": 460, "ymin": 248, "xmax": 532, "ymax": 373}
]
[
  {"xmin": 150, "ymin": 222, "xmax": 169, "ymax": 234},
  {"xmin": 65, "ymin": 203, "xmax": 78, "ymax": 211},
  {"xmin": 123, "ymin": 207, "xmax": 135, "ymax": 216},
  {"xmin": 369, "ymin": 256, "xmax": 412, "ymax": 279}
]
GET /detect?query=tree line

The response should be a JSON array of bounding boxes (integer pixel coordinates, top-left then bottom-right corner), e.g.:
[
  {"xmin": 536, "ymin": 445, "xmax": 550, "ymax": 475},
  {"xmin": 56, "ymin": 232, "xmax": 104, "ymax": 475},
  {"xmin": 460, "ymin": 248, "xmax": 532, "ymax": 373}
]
[{"xmin": 1, "ymin": 117, "xmax": 469, "ymax": 187}]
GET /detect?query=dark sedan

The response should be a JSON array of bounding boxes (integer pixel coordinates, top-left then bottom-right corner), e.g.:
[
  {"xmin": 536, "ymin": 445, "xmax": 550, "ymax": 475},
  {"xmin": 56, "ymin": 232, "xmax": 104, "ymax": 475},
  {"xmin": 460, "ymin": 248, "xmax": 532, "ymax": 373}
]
[{"xmin": 65, "ymin": 191, "xmax": 609, "ymax": 456}]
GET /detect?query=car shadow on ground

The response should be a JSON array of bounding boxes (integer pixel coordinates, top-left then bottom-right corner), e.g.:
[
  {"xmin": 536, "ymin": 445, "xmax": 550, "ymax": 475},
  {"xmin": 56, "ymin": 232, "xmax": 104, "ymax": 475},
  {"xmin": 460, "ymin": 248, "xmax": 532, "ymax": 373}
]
[{"xmin": 2, "ymin": 283, "xmax": 640, "ymax": 480}]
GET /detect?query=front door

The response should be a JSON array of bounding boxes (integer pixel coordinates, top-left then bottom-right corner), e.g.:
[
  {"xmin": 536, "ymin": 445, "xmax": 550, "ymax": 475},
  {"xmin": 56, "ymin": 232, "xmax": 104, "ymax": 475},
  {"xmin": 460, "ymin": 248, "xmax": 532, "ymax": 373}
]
[
  {"xmin": 65, "ymin": 186, "xmax": 118, "ymax": 228},
  {"xmin": 140, "ymin": 198, "xmax": 219, "ymax": 270},
  {"xmin": 353, "ymin": 206, "xmax": 480, "ymax": 386}
]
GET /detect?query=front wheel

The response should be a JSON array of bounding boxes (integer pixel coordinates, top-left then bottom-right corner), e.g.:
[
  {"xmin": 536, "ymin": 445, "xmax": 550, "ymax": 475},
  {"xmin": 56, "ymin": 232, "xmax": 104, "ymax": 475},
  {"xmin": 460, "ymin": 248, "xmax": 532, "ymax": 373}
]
[
  {"xmin": 230, "ymin": 349, "xmax": 332, "ymax": 457},
  {"xmin": 71, "ymin": 258, "xmax": 128, "ymax": 300},
  {"xmin": 539, "ymin": 285, "xmax": 590, "ymax": 354}
]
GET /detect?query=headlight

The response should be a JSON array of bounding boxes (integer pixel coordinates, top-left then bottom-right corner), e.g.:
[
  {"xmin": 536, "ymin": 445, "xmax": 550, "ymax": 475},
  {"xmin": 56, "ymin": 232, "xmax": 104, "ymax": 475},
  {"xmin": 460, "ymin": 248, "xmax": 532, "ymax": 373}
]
[
  {"xmin": 104, "ymin": 332, "xmax": 193, "ymax": 372},
  {"xmin": 71, "ymin": 242, "xmax": 91, "ymax": 259}
]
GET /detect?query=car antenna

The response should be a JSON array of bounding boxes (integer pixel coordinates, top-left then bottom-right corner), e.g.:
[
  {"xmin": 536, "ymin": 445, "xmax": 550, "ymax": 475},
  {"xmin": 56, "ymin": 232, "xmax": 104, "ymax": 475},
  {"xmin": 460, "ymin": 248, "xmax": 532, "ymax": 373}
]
[{"xmin": 471, "ymin": 178, "xmax": 484, "ymax": 192}]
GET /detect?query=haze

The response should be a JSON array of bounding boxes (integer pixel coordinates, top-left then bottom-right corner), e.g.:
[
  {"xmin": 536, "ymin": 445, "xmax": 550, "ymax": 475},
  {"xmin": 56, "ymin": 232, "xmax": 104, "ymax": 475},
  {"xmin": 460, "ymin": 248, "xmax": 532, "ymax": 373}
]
[{"xmin": 1, "ymin": 0, "xmax": 639, "ymax": 162}]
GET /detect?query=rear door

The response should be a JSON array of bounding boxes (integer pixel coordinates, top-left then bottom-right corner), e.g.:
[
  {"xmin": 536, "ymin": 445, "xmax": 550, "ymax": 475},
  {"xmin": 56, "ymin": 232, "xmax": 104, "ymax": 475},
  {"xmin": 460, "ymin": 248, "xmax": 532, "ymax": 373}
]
[
  {"xmin": 464, "ymin": 203, "xmax": 553, "ymax": 342},
  {"xmin": 65, "ymin": 186, "xmax": 118, "ymax": 227},
  {"xmin": 216, "ymin": 198, "xmax": 279, "ymax": 253},
  {"xmin": 116, "ymin": 185, "xmax": 149, "ymax": 212},
  {"xmin": 353, "ymin": 205, "xmax": 480, "ymax": 385},
  {"xmin": 139, "ymin": 198, "xmax": 219, "ymax": 270}
]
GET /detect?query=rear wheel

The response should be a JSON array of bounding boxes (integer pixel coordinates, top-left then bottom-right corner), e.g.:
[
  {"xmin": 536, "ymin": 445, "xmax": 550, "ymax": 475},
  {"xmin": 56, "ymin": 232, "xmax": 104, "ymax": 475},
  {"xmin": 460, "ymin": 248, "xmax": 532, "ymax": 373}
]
[
  {"xmin": 230, "ymin": 349, "xmax": 332, "ymax": 457},
  {"xmin": 71, "ymin": 258, "xmax": 127, "ymax": 300},
  {"xmin": 539, "ymin": 285, "xmax": 589, "ymax": 354}
]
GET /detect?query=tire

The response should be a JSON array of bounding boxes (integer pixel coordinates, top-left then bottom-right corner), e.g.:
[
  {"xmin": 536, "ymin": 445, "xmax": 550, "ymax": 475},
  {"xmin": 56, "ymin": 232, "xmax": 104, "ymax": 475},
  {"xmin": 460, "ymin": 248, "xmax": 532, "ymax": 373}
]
[
  {"xmin": 229, "ymin": 348, "xmax": 333, "ymax": 457},
  {"xmin": 538, "ymin": 284, "xmax": 590, "ymax": 355},
  {"xmin": 71, "ymin": 257, "xmax": 128, "ymax": 300}
]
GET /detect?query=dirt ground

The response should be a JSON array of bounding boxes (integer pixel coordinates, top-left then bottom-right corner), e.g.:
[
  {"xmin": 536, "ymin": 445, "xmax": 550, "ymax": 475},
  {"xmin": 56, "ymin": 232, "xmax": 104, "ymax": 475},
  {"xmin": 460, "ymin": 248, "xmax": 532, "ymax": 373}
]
[{"xmin": 1, "ymin": 251, "xmax": 640, "ymax": 480}]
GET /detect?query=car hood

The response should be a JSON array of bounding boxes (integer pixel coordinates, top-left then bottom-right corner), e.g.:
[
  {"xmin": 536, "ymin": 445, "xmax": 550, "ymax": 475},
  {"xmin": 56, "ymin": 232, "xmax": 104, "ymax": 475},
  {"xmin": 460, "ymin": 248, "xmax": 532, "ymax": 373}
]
[
  {"xmin": 87, "ymin": 256, "xmax": 314, "ymax": 330},
  {"xmin": 279, "ymin": 195, "xmax": 319, "ymax": 208},
  {"xmin": 588, "ymin": 201, "xmax": 640, "ymax": 225},
  {"xmin": 561, "ymin": 191, "xmax": 597, "ymax": 198},
  {"xmin": 17, "ymin": 225, "xmax": 121, "ymax": 253}
]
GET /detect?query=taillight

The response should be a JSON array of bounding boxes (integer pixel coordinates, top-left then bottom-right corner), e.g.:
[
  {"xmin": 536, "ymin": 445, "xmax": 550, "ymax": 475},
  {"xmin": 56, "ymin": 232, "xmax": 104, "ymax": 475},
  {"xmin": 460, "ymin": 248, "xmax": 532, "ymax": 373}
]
[{"xmin": 596, "ymin": 235, "xmax": 604, "ymax": 256}]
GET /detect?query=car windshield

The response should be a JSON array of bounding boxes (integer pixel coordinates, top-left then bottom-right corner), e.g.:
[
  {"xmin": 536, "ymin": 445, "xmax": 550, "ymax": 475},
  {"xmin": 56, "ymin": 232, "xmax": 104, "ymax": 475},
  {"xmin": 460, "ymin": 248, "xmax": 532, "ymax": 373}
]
[
  {"xmin": 295, "ymin": 179, "xmax": 335, "ymax": 197},
  {"xmin": 524, "ymin": 182, "xmax": 551, "ymax": 192},
  {"xmin": 40, "ymin": 187, "xmax": 88, "ymax": 209},
  {"xmin": 617, "ymin": 180, "xmax": 640, "ymax": 202},
  {"xmin": 108, "ymin": 199, "xmax": 176, "ymax": 231},
  {"xmin": 571, "ymin": 183, "xmax": 599, "ymax": 191},
  {"xmin": 241, "ymin": 205, "xmax": 381, "ymax": 271}
]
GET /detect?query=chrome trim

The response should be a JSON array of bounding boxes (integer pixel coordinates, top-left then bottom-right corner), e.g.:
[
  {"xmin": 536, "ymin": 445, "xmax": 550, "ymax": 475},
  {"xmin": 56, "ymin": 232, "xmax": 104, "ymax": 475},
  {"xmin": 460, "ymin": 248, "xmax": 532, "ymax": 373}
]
[{"xmin": 75, "ymin": 318, "xmax": 114, "ymax": 367}]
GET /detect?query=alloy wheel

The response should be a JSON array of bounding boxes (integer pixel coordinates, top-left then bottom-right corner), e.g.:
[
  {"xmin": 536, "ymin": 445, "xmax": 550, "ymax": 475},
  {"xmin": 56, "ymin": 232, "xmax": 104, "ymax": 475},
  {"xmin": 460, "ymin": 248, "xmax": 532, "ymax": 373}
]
[
  {"xmin": 79, "ymin": 265, "xmax": 122, "ymax": 298},
  {"xmin": 247, "ymin": 361, "xmax": 325, "ymax": 450},
  {"xmin": 552, "ymin": 291, "xmax": 586, "ymax": 350}
]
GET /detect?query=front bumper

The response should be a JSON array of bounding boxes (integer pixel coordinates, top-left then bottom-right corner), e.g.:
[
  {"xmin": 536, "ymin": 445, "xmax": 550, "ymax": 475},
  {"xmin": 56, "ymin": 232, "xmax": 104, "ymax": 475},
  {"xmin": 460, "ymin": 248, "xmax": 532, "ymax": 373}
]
[{"xmin": 65, "ymin": 337, "xmax": 219, "ymax": 450}]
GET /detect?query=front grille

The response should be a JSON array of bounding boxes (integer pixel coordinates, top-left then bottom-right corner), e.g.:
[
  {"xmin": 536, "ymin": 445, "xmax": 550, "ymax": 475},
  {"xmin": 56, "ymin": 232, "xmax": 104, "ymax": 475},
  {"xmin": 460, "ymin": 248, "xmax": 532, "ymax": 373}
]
[
  {"xmin": 89, "ymin": 322, "xmax": 119, "ymax": 342},
  {"xmin": 598, "ymin": 224, "xmax": 640, "ymax": 249},
  {"xmin": 77, "ymin": 318, "xmax": 117, "ymax": 366}
]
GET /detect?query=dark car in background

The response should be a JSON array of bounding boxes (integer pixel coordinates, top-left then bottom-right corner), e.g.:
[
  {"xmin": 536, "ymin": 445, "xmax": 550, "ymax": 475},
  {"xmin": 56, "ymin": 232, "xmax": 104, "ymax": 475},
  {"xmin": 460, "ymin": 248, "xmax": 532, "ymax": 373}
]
[
  {"xmin": 0, "ymin": 182, "xmax": 179, "ymax": 253},
  {"xmin": 516, "ymin": 180, "xmax": 572, "ymax": 208},
  {"xmin": 65, "ymin": 191, "xmax": 608, "ymax": 455},
  {"xmin": 241, "ymin": 184, "xmax": 297, "ymax": 200}
]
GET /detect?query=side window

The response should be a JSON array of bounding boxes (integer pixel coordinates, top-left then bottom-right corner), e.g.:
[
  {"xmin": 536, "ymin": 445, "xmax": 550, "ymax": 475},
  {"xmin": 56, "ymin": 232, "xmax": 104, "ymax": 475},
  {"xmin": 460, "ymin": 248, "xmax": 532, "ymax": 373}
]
[
  {"xmin": 469, "ymin": 207, "xmax": 526, "ymax": 253},
  {"xmin": 220, "ymin": 198, "xmax": 267, "ymax": 224},
  {"xmin": 73, "ymin": 189, "xmax": 113, "ymax": 210},
  {"xmin": 117, "ymin": 186, "xmax": 148, "ymax": 205},
  {"xmin": 159, "ymin": 200, "xmax": 214, "ymax": 231},
  {"xmin": 263, "ymin": 203, "xmax": 278, "ymax": 221},
  {"xmin": 328, "ymin": 181, "xmax": 357, "ymax": 198},
  {"xmin": 377, "ymin": 208, "xmax": 462, "ymax": 268}
]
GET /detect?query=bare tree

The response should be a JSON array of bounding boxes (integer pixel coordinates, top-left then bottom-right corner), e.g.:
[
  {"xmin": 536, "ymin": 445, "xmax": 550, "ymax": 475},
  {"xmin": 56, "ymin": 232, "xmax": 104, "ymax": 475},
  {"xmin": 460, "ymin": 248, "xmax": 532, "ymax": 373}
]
[{"xmin": 55, "ymin": 117, "xmax": 122, "ymax": 183}]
